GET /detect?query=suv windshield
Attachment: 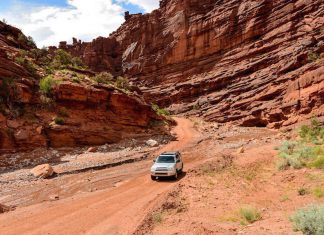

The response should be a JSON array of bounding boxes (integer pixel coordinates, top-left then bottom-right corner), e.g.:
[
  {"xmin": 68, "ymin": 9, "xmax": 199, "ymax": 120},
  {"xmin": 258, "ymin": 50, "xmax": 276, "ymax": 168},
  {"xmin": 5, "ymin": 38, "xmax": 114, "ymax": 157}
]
[{"xmin": 156, "ymin": 155, "xmax": 175, "ymax": 163}]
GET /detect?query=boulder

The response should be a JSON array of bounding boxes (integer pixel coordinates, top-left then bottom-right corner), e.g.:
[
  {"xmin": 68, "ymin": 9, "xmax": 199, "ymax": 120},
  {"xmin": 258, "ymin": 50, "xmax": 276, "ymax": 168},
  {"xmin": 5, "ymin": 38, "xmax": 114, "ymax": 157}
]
[
  {"xmin": 30, "ymin": 164, "xmax": 54, "ymax": 179},
  {"xmin": 236, "ymin": 147, "xmax": 245, "ymax": 154},
  {"xmin": 146, "ymin": 139, "xmax": 159, "ymax": 147},
  {"xmin": 0, "ymin": 204, "xmax": 10, "ymax": 214},
  {"xmin": 87, "ymin": 147, "xmax": 98, "ymax": 153}
]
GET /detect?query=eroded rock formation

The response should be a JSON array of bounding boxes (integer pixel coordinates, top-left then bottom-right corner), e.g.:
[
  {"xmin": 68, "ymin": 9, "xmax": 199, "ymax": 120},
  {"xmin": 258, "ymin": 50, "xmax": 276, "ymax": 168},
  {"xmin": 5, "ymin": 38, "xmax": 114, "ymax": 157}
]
[
  {"xmin": 62, "ymin": 0, "xmax": 324, "ymax": 128},
  {"xmin": 0, "ymin": 21, "xmax": 168, "ymax": 153}
]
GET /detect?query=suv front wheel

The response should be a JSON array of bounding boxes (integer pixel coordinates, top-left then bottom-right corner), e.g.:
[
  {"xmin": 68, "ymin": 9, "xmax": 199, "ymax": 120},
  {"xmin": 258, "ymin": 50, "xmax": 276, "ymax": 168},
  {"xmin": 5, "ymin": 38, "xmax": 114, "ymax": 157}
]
[
  {"xmin": 151, "ymin": 175, "xmax": 156, "ymax": 181},
  {"xmin": 173, "ymin": 172, "xmax": 178, "ymax": 180}
]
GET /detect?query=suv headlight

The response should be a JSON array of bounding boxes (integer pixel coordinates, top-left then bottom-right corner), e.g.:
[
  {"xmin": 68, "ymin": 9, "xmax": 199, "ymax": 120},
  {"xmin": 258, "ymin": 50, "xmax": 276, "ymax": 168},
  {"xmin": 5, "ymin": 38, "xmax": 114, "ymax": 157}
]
[{"xmin": 168, "ymin": 166, "xmax": 175, "ymax": 171}]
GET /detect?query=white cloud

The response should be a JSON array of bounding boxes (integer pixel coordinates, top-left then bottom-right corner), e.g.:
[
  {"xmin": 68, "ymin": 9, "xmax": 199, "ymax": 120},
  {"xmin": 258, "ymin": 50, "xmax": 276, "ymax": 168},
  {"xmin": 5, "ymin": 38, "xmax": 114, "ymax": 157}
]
[
  {"xmin": 0, "ymin": 0, "xmax": 125, "ymax": 47},
  {"xmin": 118, "ymin": 0, "xmax": 159, "ymax": 13}
]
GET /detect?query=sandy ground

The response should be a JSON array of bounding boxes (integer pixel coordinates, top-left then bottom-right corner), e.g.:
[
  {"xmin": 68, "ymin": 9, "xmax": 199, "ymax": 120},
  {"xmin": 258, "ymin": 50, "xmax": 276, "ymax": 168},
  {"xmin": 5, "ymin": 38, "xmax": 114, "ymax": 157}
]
[{"xmin": 0, "ymin": 117, "xmax": 323, "ymax": 235}]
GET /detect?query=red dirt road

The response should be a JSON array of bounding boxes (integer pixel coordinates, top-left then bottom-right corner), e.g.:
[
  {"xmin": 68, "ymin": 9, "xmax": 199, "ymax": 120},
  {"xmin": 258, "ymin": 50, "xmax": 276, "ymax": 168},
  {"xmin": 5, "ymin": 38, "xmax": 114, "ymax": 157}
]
[{"xmin": 0, "ymin": 117, "xmax": 201, "ymax": 235}]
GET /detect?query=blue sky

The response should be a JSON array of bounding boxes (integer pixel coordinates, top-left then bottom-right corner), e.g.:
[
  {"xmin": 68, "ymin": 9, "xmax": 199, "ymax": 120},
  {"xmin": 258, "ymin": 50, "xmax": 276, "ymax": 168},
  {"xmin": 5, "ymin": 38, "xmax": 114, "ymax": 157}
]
[{"xmin": 0, "ymin": 0, "xmax": 159, "ymax": 46}]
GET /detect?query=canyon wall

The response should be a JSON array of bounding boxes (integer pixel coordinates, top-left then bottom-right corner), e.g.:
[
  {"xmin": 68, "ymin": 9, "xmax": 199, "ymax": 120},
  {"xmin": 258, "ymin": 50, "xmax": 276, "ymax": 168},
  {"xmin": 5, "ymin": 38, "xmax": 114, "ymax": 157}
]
[
  {"xmin": 63, "ymin": 0, "xmax": 324, "ymax": 128},
  {"xmin": 0, "ymin": 21, "xmax": 167, "ymax": 153}
]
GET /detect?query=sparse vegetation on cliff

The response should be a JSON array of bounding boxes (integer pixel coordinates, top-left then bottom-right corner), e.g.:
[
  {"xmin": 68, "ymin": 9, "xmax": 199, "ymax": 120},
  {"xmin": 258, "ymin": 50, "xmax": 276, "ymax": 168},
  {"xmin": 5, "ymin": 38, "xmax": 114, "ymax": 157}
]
[
  {"xmin": 54, "ymin": 116, "xmax": 65, "ymax": 125},
  {"xmin": 91, "ymin": 72, "xmax": 114, "ymax": 85},
  {"xmin": 152, "ymin": 103, "xmax": 170, "ymax": 117},
  {"xmin": 15, "ymin": 55, "xmax": 38, "ymax": 77},
  {"xmin": 17, "ymin": 33, "xmax": 36, "ymax": 48},
  {"xmin": 39, "ymin": 75, "xmax": 57, "ymax": 96}
]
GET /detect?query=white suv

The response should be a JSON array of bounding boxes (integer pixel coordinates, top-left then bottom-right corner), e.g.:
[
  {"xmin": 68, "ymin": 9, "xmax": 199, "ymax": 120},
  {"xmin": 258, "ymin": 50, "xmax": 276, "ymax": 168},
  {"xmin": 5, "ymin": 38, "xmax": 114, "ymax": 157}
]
[{"xmin": 150, "ymin": 152, "xmax": 183, "ymax": 180}]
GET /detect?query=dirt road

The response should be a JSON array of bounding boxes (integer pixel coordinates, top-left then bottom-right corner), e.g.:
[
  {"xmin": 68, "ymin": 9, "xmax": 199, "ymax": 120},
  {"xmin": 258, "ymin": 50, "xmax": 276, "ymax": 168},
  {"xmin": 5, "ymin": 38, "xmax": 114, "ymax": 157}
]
[{"xmin": 0, "ymin": 117, "xmax": 201, "ymax": 235}]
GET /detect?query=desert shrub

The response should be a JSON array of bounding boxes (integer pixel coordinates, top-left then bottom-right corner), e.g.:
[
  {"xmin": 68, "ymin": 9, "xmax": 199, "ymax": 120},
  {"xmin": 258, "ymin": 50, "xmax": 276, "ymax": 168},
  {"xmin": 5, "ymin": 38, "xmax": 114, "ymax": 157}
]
[
  {"xmin": 276, "ymin": 119, "xmax": 324, "ymax": 170},
  {"xmin": 17, "ymin": 33, "xmax": 36, "ymax": 48},
  {"xmin": 15, "ymin": 56, "xmax": 38, "ymax": 76},
  {"xmin": 50, "ymin": 49, "xmax": 85, "ymax": 70},
  {"xmin": 72, "ymin": 77, "xmax": 81, "ymax": 83},
  {"xmin": 313, "ymin": 187, "xmax": 324, "ymax": 198},
  {"xmin": 308, "ymin": 52, "xmax": 321, "ymax": 62},
  {"xmin": 15, "ymin": 56, "xmax": 25, "ymax": 65},
  {"xmin": 277, "ymin": 142, "xmax": 324, "ymax": 170},
  {"xmin": 290, "ymin": 205, "xmax": 324, "ymax": 235},
  {"xmin": 52, "ymin": 49, "xmax": 72, "ymax": 68},
  {"xmin": 39, "ymin": 95, "xmax": 55, "ymax": 110},
  {"xmin": 308, "ymin": 155, "xmax": 324, "ymax": 169},
  {"xmin": 239, "ymin": 205, "xmax": 261, "ymax": 224},
  {"xmin": 71, "ymin": 57, "xmax": 84, "ymax": 69},
  {"xmin": 115, "ymin": 76, "xmax": 130, "ymax": 90},
  {"xmin": 39, "ymin": 75, "xmax": 57, "ymax": 96},
  {"xmin": 298, "ymin": 188, "xmax": 309, "ymax": 196},
  {"xmin": 299, "ymin": 118, "xmax": 323, "ymax": 144},
  {"xmin": 152, "ymin": 103, "xmax": 170, "ymax": 117},
  {"xmin": 54, "ymin": 117, "xmax": 65, "ymax": 125},
  {"xmin": 1, "ymin": 18, "xmax": 7, "ymax": 24},
  {"xmin": 152, "ymin": 212, "xmax": 163, "ymax": 224},
  {"xmin": 26, "ymin": 36, "xmax": 36, "ymax": 47},
  {"xmin": 92, "ymin": 72, "xmax": 114, "ymax": 85},
  {"xmin": 57, "ymin": 107, "xmax": 69, "ymax": 117},
  {"xmin": 0, "ymin": 77, "xmax": 15, "ymax": 96}
]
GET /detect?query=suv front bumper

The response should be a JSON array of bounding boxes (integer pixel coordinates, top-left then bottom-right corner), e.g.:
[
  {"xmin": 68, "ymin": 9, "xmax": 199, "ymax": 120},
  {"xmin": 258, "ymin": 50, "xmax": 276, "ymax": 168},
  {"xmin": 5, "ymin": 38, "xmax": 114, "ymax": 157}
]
[{"xmin": 151, "ymin": 170, "xmax": 176, "ymax": 177}]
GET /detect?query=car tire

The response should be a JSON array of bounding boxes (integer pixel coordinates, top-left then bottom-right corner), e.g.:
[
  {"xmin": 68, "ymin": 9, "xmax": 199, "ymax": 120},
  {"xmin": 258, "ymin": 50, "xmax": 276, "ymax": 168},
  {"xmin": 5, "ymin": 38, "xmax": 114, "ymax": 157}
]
[
  {"xmin": 151, "ymin": 175, "xmax": 156, "ymax": 181},
  {"xmin": 173, "ymin": 172, "xmax": 178, "ymax": 180},
  {"xmin": 179, "ymin": 165, "xmax": 183, "ymax": 174}
]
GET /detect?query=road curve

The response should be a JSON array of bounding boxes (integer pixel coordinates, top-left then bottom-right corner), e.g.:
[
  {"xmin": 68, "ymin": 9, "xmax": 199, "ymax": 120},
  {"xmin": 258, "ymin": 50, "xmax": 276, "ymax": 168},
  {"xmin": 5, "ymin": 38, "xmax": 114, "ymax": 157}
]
[{"xmin": 0, "ymin": 117, "xmax": 200, "ymax": 235}]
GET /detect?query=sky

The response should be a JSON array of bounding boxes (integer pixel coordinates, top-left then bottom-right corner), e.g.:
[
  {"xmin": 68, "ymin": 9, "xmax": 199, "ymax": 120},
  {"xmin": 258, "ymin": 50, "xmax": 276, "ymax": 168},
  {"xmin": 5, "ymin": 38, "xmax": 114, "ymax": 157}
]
[{"xmin": 0, "ymin": 0, "xmax": 159, "ymax": 47}]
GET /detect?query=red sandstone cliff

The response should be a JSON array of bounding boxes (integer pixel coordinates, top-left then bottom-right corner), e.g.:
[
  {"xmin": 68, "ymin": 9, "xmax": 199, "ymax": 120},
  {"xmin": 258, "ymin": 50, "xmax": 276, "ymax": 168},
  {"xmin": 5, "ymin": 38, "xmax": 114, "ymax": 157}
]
[
  {"xmin": 0, "ymin": 21, "xmax": 169, "ymax": 153},
  {"xmin": 63, "ymin": 0, "xmax": 324, "ymax": 128}
]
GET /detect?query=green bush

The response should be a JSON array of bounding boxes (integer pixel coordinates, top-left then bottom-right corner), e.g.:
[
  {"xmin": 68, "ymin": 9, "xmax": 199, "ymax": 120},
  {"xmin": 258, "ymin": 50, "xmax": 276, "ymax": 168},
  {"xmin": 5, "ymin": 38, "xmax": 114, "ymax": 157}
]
[
  {"xmin": 276, "ymin": 119, "xmax": 324, "ymax": 170},
  {"xmin": 17, "ymin": 33, "xmax": 36, "ymax": 47},
  {"xmin": 308, "ymin": 52, "xmax": 321, "ymax": 62},
  {"xmin": 313, "ymin": 187, "xmax": 324, "ymax": 198},
  {"xmin": 92, "ymin": 72, "xmax": 114, "ymax": 85},
  {"xmin": 152, "ymin": 212, "xmax": 163, "ymax": 224},
  {"xmin": 71, "ymin": 57, "xmax": 84, "ymax": 69},
  {"xmin": 152, "ymin": 103, "xmax": 170, "ymax": 117},
  {"xmin": 54, "ymin": 117, "xmax": 65, "ymax": 125},
  {"xmin": 52, "ymin": 49, "xmax": 72, "ymax": 68},
  {"xmin": 15, "ymin": 56, "xmax": 38, "ymax": 76},
  {"xmin": 290, "ymin": 205, "xmax": 324, "ymax": 235},
  {"xmin": 277, "ymin": 142, "xmax": 324, "ymax": 170},
  {"xmin": 50, "ymin": 49, "xmax": 85, "ymax": 70},
  {"xmin": 115, "ymin": 76, "xmax": 130, "ymax": 90},
  {"xmin": 298, "ymin": 188, "xmax": 309, "ymax": 196},
  {"xmin": 39, "ymin": 75, "xmax": 57, "ymax": 95},
  {"xmin": 239, "ymin": 205, "xmax": 261, "ymax": 224},
  {"xmin": 299, "ymin": 118, "xmax": 323, "ymax": 144}
]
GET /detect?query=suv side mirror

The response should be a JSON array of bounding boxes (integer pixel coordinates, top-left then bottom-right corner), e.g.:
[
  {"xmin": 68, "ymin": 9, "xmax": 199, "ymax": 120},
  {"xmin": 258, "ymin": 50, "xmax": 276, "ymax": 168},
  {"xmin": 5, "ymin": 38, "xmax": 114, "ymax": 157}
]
[
  {"xmin": 153, "ymin": 159, "xmax": 156, "ymax": 162},
  {"xmin": 177, "ymin": 159, "xmax": 180, "ymax": 163}
]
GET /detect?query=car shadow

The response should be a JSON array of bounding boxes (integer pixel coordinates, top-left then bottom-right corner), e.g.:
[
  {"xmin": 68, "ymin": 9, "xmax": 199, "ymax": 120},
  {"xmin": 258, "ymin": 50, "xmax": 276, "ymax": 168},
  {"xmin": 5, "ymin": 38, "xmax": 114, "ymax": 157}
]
[{"xmin": 154, "ymin": 171, "xmax": 187, "ymax": 183}]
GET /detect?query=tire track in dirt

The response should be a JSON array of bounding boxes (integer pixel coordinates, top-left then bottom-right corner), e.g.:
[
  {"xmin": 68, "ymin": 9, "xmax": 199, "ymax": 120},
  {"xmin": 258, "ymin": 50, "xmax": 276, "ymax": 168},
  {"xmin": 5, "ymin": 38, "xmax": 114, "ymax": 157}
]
[{"xmin": 0, "ymin": 117, "xmax": 203, "ymax": 235}]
